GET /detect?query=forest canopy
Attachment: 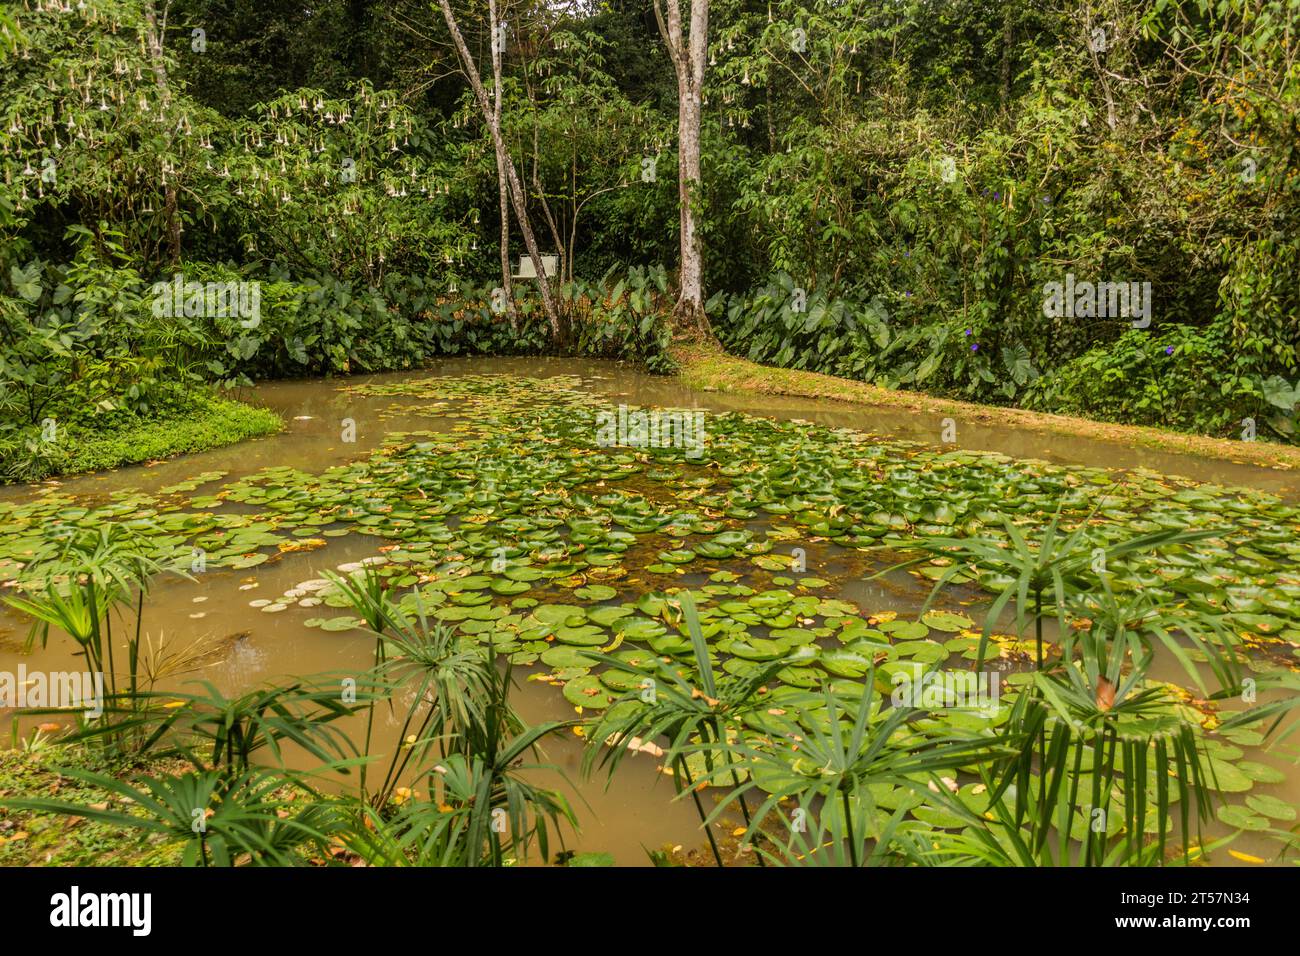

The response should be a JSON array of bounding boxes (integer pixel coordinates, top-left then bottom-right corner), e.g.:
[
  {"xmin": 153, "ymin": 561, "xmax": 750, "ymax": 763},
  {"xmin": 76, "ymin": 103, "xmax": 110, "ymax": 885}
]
[{"xmin": 2, "ymin": 0, "xmax": 1299, "ymax": 466}]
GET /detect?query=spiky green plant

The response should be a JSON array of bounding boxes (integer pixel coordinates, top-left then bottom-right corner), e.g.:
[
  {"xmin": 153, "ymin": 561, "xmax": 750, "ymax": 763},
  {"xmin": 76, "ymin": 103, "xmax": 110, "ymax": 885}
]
[
  {"xmin": 326, "ymin": 572, "xmax": 498, "ymax": 810},
  {"xmin": 1065, "ymin": 576, "xmax": 1241, "ymax": 695},
  {"xmin": 877, "ymin": 503, "xmax": 1222, "ymax": 671},
  {"xmin": 450, "ymin": 649, "xmax": 577, "ymax": 866},
  {"xmin": 323, "ymin": 567, "xmax": 398, "ymax": 802},
  {"xmin": 339, "ymin": 801, "xmax": 477, "ymax": 867},
  {"xmin": 583, "ymin": 590, "xmax": 785, "ymax": 867},
  {"xmin": 1, "ymin": 767, "xmax": 343, "ymax": 866},
  {"xmin": 366, "ymin": 600, "xmax": 495, "ymax": 811},
  {"xmin": 749, "ymin": 790, "xmax": 924, "ymax": 867},
  {"xmin": 5, "ymin": 522, "xmax": 183, "ymax": 754},
  {"xmin": 148, "ymin": 680, "xmax": 363, "ymax": 779},
  {"xmin": 974, "ymin": 605, "xmax": 1217, "ymax": 866},
  {"xmin": 690, "ymin": 676, "xmax": 1015, "ymax": 867}
]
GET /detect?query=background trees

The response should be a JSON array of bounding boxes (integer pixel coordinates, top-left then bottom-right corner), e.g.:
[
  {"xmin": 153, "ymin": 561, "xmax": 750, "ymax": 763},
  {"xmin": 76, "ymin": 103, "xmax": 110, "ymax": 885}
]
[{"xmin": 1, "ymin": 0, "xmax": 1297, "ymax": 440}]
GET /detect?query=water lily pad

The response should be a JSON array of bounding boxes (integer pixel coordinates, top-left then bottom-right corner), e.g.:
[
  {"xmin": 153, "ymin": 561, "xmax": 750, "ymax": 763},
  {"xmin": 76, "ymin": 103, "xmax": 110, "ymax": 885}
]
[
  {"xmin": 588, "ymin": 605, "xmax": 634, "ymax": 627},
  {"xmin": 491, "ymin": 578, "xmax": 531, "ymax": 595},
  {"xmin": 1217, "ymin": 804, "xmax": 1269, "ymax": 831},
  {"xmin": 730, "ymin": 637, "xmax": 784, "ymax": 661},
  {"xmin": 880, "ymin": 620, "xmax": 929, "ymax": 640},
  {"xmin": 320, "ymin": 616, "xmax": 364, "ymax": 632},
  {"xmin": 553, "ymin": 624, "xmax": 606, "ymax": 646},
  {"xmin": 562, "ymin": 675, "xmax": 615, "ymax": 709},
  {"xmin": 504, "ymin": 567, "xmax": 545, "ymax": 581},
  {"xmin": 614, "ymin": 617, "xmax": 667, "ymax": 640},
  {"xmin": 541, "ymin": 645, "xmax": 595, "ymax": 668},
  {"xmin": 921, "ymin": 609, "xmax": 975, "ymax": 632},
  {"xmin": 658, "ymin": 549, "xmax": 696, "ymax": 564},
  {"xmin": 892, "ymin": 641, "xmax": 949, "ymax": 664},
  {"xmin": 820, "ymin": 649, "xmax": 872, "ymax": 678},
  {"xmin": 533, "ymin": 604, "xmax": 587, "ymax": 626},
  {"xmin": 1245, "ymin": 794, "xmax": 1295, "ymax": 821},
  {"xmin": 648, "ymin": 632, "xmax": 693, "ymax": 655},
  {"xmin": 1236, "ymin": 760, "xmax": 1286, "ymax": 784}
]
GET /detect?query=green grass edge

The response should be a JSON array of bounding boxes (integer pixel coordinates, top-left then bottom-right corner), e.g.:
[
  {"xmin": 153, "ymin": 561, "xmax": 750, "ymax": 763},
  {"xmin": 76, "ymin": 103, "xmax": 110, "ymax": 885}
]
[{"xmin": 1, "ymin": 396, "xmax": 283, "ymax": 484}]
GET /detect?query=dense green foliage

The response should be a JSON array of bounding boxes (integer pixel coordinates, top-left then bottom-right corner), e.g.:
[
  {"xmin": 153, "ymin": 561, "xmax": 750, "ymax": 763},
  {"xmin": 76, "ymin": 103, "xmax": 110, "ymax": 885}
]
[
  {"xmin": 2, "ymin": 0, "xmax": 1298, "ymax": 453},
  {"xmin": 700, "ymin": 0, "xmax": 1300, "ymax": 439}
]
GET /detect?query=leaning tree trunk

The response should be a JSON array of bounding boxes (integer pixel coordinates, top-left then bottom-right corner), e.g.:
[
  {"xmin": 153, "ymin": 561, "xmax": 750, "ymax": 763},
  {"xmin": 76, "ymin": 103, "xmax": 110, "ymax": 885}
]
[
  {"xmin": 654, "ymin": 0, "xmax": 711, "ymax": 336},
  {"xmin": 438, "ymin": 0, "xmax": 560, "ymax": 338}
]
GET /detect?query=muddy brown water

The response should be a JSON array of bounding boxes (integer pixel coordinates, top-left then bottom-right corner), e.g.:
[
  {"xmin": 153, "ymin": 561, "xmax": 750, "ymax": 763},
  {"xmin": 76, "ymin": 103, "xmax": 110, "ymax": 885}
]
[{"xmin": 1, "ymin": 357, "xmax": 1295, "ymax": 865}]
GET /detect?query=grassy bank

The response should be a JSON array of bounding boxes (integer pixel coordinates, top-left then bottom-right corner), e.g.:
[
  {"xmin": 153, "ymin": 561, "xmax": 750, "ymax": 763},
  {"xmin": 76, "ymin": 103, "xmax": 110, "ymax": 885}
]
[
  {"xmin": 675, "ymin": 343, "xmax": 1300, "ymax": 473},
  {"xmin": 0, "ymin": 394, "xmax": 282, "ymax": 484},
  {"xmin": 0, "ymin": 743, "xmax": 183, "ymax": 866}
]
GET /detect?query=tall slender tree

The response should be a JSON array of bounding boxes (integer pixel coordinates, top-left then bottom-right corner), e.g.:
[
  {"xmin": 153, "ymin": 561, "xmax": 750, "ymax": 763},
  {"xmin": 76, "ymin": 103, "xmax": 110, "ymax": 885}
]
[
  {"xmin": 437, "ymin": 0, "xmax": 560, "ymax": 337},
  {"xmin": 653, "ymin": 0, "xmax": 710, "ymax": 333}
]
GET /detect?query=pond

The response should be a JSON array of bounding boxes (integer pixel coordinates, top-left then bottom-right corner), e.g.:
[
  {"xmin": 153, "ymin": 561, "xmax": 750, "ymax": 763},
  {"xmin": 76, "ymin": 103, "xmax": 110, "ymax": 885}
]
[{"xmin": 1, "ymin": 357, "xmax": 1297, "ymax": 865}]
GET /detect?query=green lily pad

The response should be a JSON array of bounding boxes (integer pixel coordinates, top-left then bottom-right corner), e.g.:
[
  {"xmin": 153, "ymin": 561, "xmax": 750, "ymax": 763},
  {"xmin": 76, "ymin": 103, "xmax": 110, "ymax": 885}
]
[
  {"xmin": 553, "ymin": 624, "xmax": 607, "ymax": 646},
  {"xmin": 1217, "ymin": 804, "xmax": 1269, "ymax": 831},
  {"xmin": 533, "ymin": 604, "xmax": 587, "ymax": 626},
  {"xmin": 921, "ymin": 609, "xmax": 975, "ymax": 632},
  {"xmin": 541, "ymin": 645, "xmax": 597, "ymax": 669},
  {"xmin": 562, "ymin": 675, "xmax": 615, "ymax": 709},
  {"xmin": 658, "ymin": 549, "xmax": 696, "ymax": 564},
  {"xmin": 1245, "ymin": 794, "xmax": 1296, "ymax": 821},
  {"xmin": 588, "ymin": 605, "xmax": 634, "ymax": 627},
  {"xmin": 820, "ymin": 649, "xmax": 872, "ymax": 678}
]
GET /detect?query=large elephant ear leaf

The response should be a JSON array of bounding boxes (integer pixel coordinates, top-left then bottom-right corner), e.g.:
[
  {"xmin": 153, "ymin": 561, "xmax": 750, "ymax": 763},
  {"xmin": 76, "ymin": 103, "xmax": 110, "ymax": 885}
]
[
  {"xmin": 1266, "ymin": 410, "xmax": 1297, "ymax": 438},
  {"xmin": 1260, "ymin": 374, "xmax": 1299, "ymax": 411},
  {"xmin": 1001, "ymin": 342, "xmax": 1037, "ymax": 386},
  {"xmin": 10, "ymin": 263, "xmax": 42, "ymax": 301}
]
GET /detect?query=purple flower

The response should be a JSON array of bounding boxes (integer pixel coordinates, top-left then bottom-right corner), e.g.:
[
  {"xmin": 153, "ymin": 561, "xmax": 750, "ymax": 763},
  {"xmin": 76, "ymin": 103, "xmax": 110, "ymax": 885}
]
[
  {"xmin": 1165, "ymin": 346, "xmax": 1174, "ymax": 355},
  {"xmin": 993, "ymin": 191, "xmax": 1001, "ymax": 200},
  {"xmin": 971, "ymin": 343, "xmax": 980, "ymax": 352},
  {"xmin": 905, "ymin": 291, "xmax": 912, "ymax": 297},
  {"xmin": 965, "ymin": 328, "xmax": 972, "ymax": 336}
]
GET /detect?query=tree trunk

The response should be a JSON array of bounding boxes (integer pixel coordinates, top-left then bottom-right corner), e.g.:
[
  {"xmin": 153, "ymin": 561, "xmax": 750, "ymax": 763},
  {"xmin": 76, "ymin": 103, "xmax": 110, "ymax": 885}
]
[
  {"xmin": 143, "ymin": 0, "xmax": 182, "ymax": 265},
  {"xmin": 653, "ymin": 0, "xmax": 712, "ymax": 336},
  {"xmin": 677, "ymin": 90, "xmax": 704, "ymax": 327},
  {"xmin": 438, "ymin": 0, "xmax": 561, "ymax": 338},
  {"xmin": 489, "ymin": 0, "xmax": 517, "ymax": 329}
]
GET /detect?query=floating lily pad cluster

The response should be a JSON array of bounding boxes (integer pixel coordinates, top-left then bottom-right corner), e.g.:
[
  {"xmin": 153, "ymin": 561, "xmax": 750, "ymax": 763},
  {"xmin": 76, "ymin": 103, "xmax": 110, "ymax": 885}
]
[{"xmin": 0, "ymin": 373, "xmax": 1295, "ymax": 848}]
